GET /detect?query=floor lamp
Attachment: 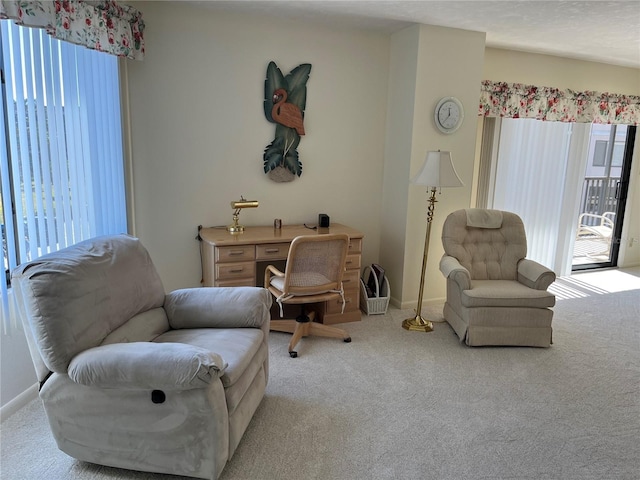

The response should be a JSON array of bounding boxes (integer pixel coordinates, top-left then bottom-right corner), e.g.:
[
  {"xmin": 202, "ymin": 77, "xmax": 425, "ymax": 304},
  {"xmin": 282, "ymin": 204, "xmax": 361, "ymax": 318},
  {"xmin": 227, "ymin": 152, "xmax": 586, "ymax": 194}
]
[{"xmin": 402, "ymin": 150, "xmax": 464, "ymax": 332}]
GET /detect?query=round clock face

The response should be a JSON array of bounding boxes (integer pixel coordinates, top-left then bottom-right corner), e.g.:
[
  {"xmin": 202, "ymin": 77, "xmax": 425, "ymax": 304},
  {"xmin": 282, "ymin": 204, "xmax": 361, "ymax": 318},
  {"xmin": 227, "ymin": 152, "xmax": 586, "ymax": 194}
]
[{"xmin": 435, "ymin": 97, "xmax": 464, "ymax": 134}]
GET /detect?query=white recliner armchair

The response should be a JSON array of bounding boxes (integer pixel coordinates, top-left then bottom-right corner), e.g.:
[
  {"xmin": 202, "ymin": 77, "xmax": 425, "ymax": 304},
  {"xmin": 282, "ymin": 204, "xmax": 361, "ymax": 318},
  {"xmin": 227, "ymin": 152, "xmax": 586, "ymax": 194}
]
[
  {"xmin": 11, "ymin": 234, "xmax": 272, "ymax": 479},
  {"xmin": 439, "ymin": 209, "xmax": 556, "ymax": 347}
]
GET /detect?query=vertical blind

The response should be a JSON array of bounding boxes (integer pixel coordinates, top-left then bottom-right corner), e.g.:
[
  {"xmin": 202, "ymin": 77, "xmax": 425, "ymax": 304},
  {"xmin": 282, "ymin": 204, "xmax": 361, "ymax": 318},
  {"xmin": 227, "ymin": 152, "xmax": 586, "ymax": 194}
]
[
  {"xmin": 488, "ymin": 118, "xmax": 590, "ymax": 276},
  {"xmin": 491, "ymin": 119, "xmax": 572, "ymax": 271},
  {"xmin": 0, "ymin": 20, "xmax": 127, "ymax": 332}
]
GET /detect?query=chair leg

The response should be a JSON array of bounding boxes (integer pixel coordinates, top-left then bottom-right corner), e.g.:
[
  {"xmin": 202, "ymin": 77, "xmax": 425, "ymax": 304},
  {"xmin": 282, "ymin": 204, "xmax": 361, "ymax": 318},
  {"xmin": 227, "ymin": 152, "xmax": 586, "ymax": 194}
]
[
  {"xmin": 287, "ymin": 321, "xmax": 310, "ymax": 358},
  {"xmin": 269, "ymin": 320, "xmax": 298, "ymax": 334},
  {"xmin": 270, "ymin": 308, "xmax": 352, "ymax": 357},
  {"xmin": 307, "ymin": 322, "xmax": 351, "ymax": 343},
  {"xmin": 286, "ymin": 308, "xmax": 314, "ymax": 357}
]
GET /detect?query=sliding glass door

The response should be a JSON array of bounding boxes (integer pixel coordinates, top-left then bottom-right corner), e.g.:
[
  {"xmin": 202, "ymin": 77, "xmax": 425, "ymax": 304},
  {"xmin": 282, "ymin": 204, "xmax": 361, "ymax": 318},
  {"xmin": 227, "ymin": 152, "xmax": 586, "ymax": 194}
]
[
  {"xmin": 480, "ymin": 118, "xmax": 635, "ymax": 277},
  {"xmin": 573, "ymin": 124, "xmax": 635, "ymax": 271}
]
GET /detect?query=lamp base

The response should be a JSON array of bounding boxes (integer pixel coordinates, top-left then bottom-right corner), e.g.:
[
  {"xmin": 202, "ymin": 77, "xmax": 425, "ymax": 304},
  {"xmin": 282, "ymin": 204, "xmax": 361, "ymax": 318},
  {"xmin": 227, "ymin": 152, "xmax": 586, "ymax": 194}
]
[
  {"xmin": 402, "ymin": 315, "xmax": 434, "ymax": 332},
  {"xmin": 227, "ymin": 224, "xmax": 244, "ymax": 234}
]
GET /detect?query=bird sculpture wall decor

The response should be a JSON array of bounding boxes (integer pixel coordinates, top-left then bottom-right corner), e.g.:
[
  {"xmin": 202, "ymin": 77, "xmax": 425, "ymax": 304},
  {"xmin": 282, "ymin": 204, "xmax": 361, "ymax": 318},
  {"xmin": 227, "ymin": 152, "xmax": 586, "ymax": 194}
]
[
  {"xmin": 272, "ymin": 88, "xmax": 305, "ymax": 135},
  {"xmin": 263, "ymin": 61, "xmax": 311, "ymax": 182}
]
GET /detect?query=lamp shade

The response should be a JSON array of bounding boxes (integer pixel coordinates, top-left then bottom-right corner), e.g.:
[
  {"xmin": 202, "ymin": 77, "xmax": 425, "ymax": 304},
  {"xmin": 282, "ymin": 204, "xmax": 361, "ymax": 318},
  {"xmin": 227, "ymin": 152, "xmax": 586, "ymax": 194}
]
[{"xmin": 411, "ymin": 151, "xmax": 464, "ymax": 188}]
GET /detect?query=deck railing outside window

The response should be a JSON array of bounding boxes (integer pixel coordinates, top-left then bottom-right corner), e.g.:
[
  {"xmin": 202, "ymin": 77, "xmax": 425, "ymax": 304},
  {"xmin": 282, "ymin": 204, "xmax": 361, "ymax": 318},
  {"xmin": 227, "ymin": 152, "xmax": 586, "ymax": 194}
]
[{"xmin": 578, "ymin": 177, "xmax": 619, "ymax": 223}]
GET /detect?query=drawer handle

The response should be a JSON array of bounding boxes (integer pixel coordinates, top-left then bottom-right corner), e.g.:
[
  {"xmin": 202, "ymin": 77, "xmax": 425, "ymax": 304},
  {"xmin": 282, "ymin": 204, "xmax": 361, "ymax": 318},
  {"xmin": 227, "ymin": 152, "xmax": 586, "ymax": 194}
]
[
  {"xmin": 343, "ymin": 279, "xmax": 352, "ymax": 284},
  {"xmin": 346, "ymin": 260, "xmax": 353, "ymax": 265},
  {"xmin": 264, "ymin": 248, "xmax": 280, "ymax": 254},
  {"xmin": 229, "ymin": 268, "xmax": 245, "ymax": 273},
  {"xmin": 229, "ymin": 251, "xmax": 246, "ymax": 256}
]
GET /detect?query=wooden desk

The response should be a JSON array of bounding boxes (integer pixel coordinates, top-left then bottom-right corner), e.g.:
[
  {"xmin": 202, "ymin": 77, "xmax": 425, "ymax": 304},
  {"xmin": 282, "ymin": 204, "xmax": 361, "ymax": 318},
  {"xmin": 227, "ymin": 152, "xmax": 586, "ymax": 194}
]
[{"xmin": 199, "ymin": 223, "xmax": 364, "ymax": 324}]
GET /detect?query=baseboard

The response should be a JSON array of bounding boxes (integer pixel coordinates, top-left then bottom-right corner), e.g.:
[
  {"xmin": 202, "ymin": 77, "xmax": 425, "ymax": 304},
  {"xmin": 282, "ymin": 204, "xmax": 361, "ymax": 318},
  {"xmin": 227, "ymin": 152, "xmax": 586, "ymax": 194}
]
[
  {"xmin": 389, "ymin": 297, "xmax": 402, "ymax": 309},
  {"xmin": 0, "ymin": 383, "xmax": 38, "ymax": 422},
  {"xmin": 396, "ymin": 297, "xmax": 446, "ymax": 310},
  {"xmin": 619, "ymin": 262, "xmax": 640, "ymax": 269}
]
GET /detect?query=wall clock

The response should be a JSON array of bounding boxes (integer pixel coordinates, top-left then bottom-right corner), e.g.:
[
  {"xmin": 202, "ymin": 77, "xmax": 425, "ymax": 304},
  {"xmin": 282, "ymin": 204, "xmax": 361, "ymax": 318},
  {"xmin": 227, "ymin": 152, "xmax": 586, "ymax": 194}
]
[{"xmin": 434, "ymin": 96, "xmax": 464, "ymax": 134}]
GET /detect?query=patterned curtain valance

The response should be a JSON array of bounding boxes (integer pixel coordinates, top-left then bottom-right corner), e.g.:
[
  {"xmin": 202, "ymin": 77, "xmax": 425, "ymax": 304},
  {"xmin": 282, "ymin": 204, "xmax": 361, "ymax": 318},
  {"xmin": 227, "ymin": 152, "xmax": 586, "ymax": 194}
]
[
  {"xmin": 479, "ymin": 80, "xmax": 640, "ymax": 125},
  {"xmin": 0, "ymin": 1, "xmax": 144, "ymax": 60}
]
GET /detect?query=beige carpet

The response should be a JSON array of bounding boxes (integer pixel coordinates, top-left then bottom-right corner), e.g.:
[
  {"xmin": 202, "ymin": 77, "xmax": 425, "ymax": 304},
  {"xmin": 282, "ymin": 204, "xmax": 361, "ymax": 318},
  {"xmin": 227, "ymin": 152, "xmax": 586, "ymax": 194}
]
[{"xmin": 2, "ymin": 268, "xmax": 639, "ymax": 480}]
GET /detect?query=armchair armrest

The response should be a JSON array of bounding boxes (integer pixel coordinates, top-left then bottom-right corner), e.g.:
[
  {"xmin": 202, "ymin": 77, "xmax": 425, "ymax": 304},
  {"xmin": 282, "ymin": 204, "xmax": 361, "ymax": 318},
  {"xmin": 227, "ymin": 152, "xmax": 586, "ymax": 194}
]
[
  {"xmin": 517, "ymin": 259, "xmax": 556, "ymax": 290},
  {"xmin": 439, "ymin": 255, "xmax": 471, "ymax": 291},
  {"xmin": 68, "ymin": 342, "xmax": 226, "ymax": 390},
  {"xmin": 164, "ymin": 286, "xmax": 272, "ymax": 329}
]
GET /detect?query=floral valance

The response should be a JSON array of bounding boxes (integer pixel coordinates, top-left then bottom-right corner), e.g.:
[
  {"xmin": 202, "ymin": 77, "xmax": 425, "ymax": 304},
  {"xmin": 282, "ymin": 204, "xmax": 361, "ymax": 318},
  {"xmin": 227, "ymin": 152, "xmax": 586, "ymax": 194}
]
[
  {"xmin": 479, "ymin": 80, "xmax": 640, "ymax": 125},
  {"xmin": 0, "ymin": 1, "xmax": 144, "ymax": 60}
]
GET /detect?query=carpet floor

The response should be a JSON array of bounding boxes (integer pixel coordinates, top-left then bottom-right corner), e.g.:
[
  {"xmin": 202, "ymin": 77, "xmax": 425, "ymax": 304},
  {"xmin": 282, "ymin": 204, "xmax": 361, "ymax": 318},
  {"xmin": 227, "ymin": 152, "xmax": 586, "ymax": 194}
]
[{"xmin": 2, "ymin": 268, "xmax": 639, "ymax": 480}]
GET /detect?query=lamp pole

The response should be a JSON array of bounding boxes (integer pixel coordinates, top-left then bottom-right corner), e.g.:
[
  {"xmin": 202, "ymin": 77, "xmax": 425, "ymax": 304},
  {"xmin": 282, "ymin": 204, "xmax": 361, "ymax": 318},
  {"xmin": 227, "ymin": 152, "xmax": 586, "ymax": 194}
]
[{"xmin": 402, "ymin": 187, "xmax": 437, "ymax": 332}]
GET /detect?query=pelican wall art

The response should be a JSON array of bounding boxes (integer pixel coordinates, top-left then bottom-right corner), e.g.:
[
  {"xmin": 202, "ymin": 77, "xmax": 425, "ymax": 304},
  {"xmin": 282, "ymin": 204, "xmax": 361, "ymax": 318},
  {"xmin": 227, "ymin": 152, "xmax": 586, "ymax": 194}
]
[{"xmin": 263, "ymin": 61, "xmax": 311, "ymax": 182}]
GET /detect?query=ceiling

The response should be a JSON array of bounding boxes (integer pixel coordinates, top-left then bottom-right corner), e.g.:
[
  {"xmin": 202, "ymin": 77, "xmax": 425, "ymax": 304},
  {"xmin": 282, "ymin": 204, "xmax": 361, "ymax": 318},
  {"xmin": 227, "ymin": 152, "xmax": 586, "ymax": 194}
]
[{"xmin": 193, "ymin": 0, "xmax": 640, "ymax": 68}]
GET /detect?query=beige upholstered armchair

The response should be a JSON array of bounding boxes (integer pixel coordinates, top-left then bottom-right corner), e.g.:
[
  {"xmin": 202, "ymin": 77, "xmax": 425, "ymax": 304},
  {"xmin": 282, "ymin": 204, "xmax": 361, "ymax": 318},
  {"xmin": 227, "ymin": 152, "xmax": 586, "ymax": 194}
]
[
  {"xmin": 11, "ymin": 234, "xmax": 272, "ymax": 480},
  {"xmin": 439, "ymin": 209, "xmax": 556, "ymax": 347}
]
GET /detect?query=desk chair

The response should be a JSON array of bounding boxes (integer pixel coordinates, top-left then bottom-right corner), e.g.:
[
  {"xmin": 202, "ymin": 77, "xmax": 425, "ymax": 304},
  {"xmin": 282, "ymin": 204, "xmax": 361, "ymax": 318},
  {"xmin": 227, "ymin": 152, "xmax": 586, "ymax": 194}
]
[{"xmin": 265, "ymin": 234, "xmax": 352, "ymax": 357}]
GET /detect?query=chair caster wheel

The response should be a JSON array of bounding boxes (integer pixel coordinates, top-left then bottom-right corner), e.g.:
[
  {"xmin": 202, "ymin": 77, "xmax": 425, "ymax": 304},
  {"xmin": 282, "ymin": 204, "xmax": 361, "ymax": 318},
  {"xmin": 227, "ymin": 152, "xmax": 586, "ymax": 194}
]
[
  {"xmin": 289, "ymin": 351, "xmax": 298, "ymax": 358},
  {"xmin": 344, "ymin": 337, "xmax": 351, "ymax": 343}
]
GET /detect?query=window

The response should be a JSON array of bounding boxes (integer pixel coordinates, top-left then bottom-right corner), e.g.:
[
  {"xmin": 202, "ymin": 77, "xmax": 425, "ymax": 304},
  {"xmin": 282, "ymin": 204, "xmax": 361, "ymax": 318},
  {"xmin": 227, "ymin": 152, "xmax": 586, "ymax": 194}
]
[
  {"xmin": 1, "ymin": 21, "xmax": 127, "ymax": 331},
  {"xmin": 592, "ymin": 140, "xmax": 625, "ymax": 167},
  {"xmin": 593, "ymin": 140, "xmax": 607, "ymax": 166},
  {"xmin": 612, "ymin": 143, "xmax": 624, "ymax": 167}
]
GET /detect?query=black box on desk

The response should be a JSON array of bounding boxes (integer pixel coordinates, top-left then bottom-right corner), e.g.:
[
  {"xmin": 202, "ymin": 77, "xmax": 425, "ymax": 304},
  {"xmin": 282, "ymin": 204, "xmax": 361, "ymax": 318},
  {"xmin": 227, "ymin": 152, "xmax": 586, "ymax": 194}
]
[{"xmin": 319, "ymin": 214, "xmax": 330, "ymax": 228}]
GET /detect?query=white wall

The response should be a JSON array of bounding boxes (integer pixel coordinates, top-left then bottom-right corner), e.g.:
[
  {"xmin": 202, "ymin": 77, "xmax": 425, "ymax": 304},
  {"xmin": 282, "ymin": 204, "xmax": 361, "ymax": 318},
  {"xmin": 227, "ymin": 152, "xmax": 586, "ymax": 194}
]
[
  {"xmin": 406, "ymin": 26, "xmax": 486, "ymax": 306},
  {"xmin": 379, "ymin": 26, "xmax": 419, "ymax": 308},
  {"xmin": 125, "ymin": 1, "xmax": 390, "ymax": 292},
  {"xmin": 382, "ymin": 25, "xmax": 486, "ymax": 308},
  {"xmin": 0, "ymin": 326, "xmax": 36, "ymax": 409},
  {"xmin": 483, "ymin": 48, "xmax": 640, "ymax": 93}
]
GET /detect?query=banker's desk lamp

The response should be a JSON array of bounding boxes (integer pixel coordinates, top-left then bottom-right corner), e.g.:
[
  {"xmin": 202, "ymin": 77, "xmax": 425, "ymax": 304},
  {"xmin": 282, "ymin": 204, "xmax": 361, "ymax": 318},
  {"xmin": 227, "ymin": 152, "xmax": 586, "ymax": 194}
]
[{"xmin": 227, "ymin": 196, "xmax": 259, "ymax": 234}]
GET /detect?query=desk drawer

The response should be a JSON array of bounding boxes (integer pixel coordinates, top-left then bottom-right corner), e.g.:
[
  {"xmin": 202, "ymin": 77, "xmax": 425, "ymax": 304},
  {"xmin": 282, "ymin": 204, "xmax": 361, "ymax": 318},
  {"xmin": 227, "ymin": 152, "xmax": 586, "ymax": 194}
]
[
  {"xmin": 341, "ymin": 269, "xmax": 360, "ymax": 290},
  {"xmin": 215, "ymin": 261, "xmax": 256, "ymax": 281},
  {"xmin": 216, "ymin": 278, "xmax": 255, "ymax": 287},
  {"xmin": 216, "ymin": 245, "xmax": 255, "ymax": 263},
  {"xmin": 325, "ymin": 286, "xmax": 359, "ymax": 314},
  {"xmin": 344, "ymin": 254, "xmax": 361, "ymax": 271},
  {"xmin": 348, "ymin": 237, "xmax": 362, "ymax": 254},
  {"xmin": 256, "ymin": 243, "xmax": 289, "ymax": 261}
]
